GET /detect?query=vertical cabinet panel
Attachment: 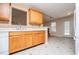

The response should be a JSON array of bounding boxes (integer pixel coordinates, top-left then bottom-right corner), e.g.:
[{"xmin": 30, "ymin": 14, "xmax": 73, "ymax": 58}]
[
  {"xmin": 24, "ymin": 32, "xmax": 32, "ymax": 48},
  {"xmin": 26, "ymin": 34, "xmax": 32, "ymax": 48},
  {"xmin": 32, "ymin": 33, "xmax": 40, "ymax": 46},
  {"xmin": 0, "ymin": 3, "xmax": 10, "ymax": 21},
  {"xmin": 38, "ymin": 31, "xmax": 45, "ymax": 43},
  {"xmin": 21, "ymin": 35, "xmax": 26, "ymax": 49},
  {"xmin": 18, "ymin": 35, "xmax": 25, "ymax": 50},
  {"xmin": 24, "ymin": 33, "xmax": 32, "ymax": 48}
]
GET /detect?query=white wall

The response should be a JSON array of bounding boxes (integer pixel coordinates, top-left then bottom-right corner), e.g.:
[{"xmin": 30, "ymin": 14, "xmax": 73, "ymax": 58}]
[
  {"xmin": 44, "ymin": 15, "xmax": 74, "ymax": 38},
  {"xmin": 53, "ymin": 15, "xmax": 74, "ymax": 37},
  {"xmin": 75, "ymin": 3, "xmax": 79, "ymax": 55}
]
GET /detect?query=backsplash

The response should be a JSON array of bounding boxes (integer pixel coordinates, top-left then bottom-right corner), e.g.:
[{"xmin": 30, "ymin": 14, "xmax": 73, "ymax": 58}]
[
  {"xmin": 0, "ymin": 24, "xmax": 27, "ymax": 30},
  {"xmin": 0, "ymin": 24, "xmax": 48, "ymax": 31}
]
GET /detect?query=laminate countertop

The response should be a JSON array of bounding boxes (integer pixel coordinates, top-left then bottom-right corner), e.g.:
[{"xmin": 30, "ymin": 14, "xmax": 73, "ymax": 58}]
[{"xmin": 0, "ymin": 27, "xmax": 48, "ymax": 32}]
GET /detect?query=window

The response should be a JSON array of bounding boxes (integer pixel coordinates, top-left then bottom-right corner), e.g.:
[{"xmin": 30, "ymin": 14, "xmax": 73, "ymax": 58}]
[
  {"xmin": 64, "ymin": 21, "xmax": 70, "ymax": 35},
  {"xmin": 51, "ymin": 22, "xmax": 56, "ymax": 32}
]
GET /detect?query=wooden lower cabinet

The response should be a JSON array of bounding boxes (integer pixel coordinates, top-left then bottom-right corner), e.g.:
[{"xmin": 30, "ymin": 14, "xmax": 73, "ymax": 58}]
[
  {"xmin": 9, "ymin": 31, "xmax": 45, "ymax": 54},
  {"xmin": 24, "ymin": 34, "xmax": 32, "ymax": 48},
  {"xmin": 20, "ymin": 35, "xmax": 26, "ymax": 49},
  {"xmin": 9, "ymin": 35, "xmax": 21, "ymax": 53},
  {"xmin": 32, "ymin": 31, "xmax": 45, "ymax": 46}
]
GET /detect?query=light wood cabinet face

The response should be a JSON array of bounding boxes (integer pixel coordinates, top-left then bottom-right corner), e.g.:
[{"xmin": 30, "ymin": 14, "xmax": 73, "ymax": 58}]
[
  {"xmin": 32, "ymin": 33, "xmax": 39, "ymax": 46},
  {"xmin": 32, "ymin": 31, "xmax": 45, "ymax": 46},
  {"xmin": 18, "ymin": 35, "xmax": 25, "ymax": 50},
  {"xmin": 38, "ymin": 32, "xmax": 45, "ymax": 43},
  {"xmin": 0, "ymin": 3, "xmax": 10, "ymax": 21},
  {"xmin": 9, "ymin": 32, "xmax": 22, "ymax": 36},
  {"xmin": 25, "ymin": 34, "xmax": 32, "ymax": 48},
  {"xmin": 9, "ymin": 31, "xmax": 45, "ymax": 54},
  {"xmin": 9, "ymin": 36, "xmax": 21, "ymax": 53},
  {"xmin": 29, "ymin": 9, "xmax": 43, "ymax": 25}
]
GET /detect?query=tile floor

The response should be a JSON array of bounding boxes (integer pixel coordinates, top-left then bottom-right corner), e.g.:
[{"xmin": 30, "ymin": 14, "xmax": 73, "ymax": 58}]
[{"xmin": 13, "ymin": 37, "xmax": 75, "ymax": 55}]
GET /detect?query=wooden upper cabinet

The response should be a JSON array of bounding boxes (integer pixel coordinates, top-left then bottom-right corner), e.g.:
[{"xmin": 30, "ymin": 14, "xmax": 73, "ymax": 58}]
[
  {"xmin": 29, "ymin": 8, "xmax": 43, "ymax": 25},
  {"xmin": 0, "ymin": 3, "xmax": 10, "ymax": 21}
]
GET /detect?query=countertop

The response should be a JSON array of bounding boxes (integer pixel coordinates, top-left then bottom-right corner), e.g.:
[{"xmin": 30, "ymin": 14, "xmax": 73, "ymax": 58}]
[{"xmin": 0, "ymin": 26, "xmax": 48, "ymax": 32}]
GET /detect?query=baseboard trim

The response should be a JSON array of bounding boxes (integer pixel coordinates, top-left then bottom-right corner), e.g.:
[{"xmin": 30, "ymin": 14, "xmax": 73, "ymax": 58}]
[
  {"xmin": 50, "ymin": 35, "xmax": 73, "ymax": 39},
  {"xmin": 0, "ymin": 51, "xmax": 9, "ymax": 55}
]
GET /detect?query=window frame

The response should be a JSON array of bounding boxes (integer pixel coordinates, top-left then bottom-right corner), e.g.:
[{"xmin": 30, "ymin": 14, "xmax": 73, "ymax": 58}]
[
  {"xmin": 51, "ymin": 22, "xmax": 56, "ymax": 32},
  {"xmin": 64, "ymin": 21, "xmax": 70, "ymax": 35}
]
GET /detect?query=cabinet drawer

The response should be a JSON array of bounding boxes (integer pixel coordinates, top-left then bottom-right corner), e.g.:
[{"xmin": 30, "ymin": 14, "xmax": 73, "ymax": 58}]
[
  {"xmin": 23, "ymin": 31, "xmax": 32, "ymax": 35},
  {"xmin": 9, "ymin": 32, "xmax": 23, "ymax": 36},
  {"xmin": 32, "ymin": 31, "xmax": 44, "ymax": 34}
]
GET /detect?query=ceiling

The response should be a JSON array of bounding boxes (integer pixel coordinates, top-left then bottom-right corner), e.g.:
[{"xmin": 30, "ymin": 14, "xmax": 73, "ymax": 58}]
[{"xmin": 23, "ymin": 3, "xmax": 75, "ymax": 19}]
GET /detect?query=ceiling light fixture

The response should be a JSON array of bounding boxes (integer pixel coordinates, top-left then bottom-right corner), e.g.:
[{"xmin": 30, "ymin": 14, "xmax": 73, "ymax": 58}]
[
  {"xmin": 43, "ymin": 3, "xmax": 48, "ymax": 8},
  {"xmin": 67, "ymin": 11, "xmax": 73, "ymax": 16}
]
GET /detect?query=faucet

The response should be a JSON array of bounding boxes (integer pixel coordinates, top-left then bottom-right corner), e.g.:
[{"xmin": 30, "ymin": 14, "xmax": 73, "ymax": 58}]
[
  {"xmin": 19, "ymin": 24, "xmax": 21, "ymax": 30},
  {"xmin": 16, "ymin": 24, "xmax": 21, "ymax": 30}
]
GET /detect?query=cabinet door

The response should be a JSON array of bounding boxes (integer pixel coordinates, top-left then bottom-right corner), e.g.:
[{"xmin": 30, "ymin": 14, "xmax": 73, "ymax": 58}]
[
  {"xmin": 24, "ymin": 34, "xmax": 32, "ymax": 48},
  {"xmin": 0, "ymin": 3, "xmax": 10, "ymax": 21},
  {"xmin": 17, "ymin": 35, "xmax": 25, "ymax": 50},
  {"xmin": 9, "ymin": 35, "xmax": 24, "ymax": 53},
  {"xmin": 29, "ymin": 9, "xmax": 43, "ymax": 25},
  {"xmin": 32, "ymin": 32, "xmax": 40, "ymax": 46},
  {"xmin": 9, "ymin": 36, "xmax": 20, "ymax": 53},
  {"xmin": 21, "ymin": 35, "xmax": 26, "ymax": 49},
  {"xmin": 32, "ymin": 31, "xmax": 45, "ymax": 46},
  {"xmin": 38, "ymin": 31, "xmax": 45, "ymax": 43}
]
